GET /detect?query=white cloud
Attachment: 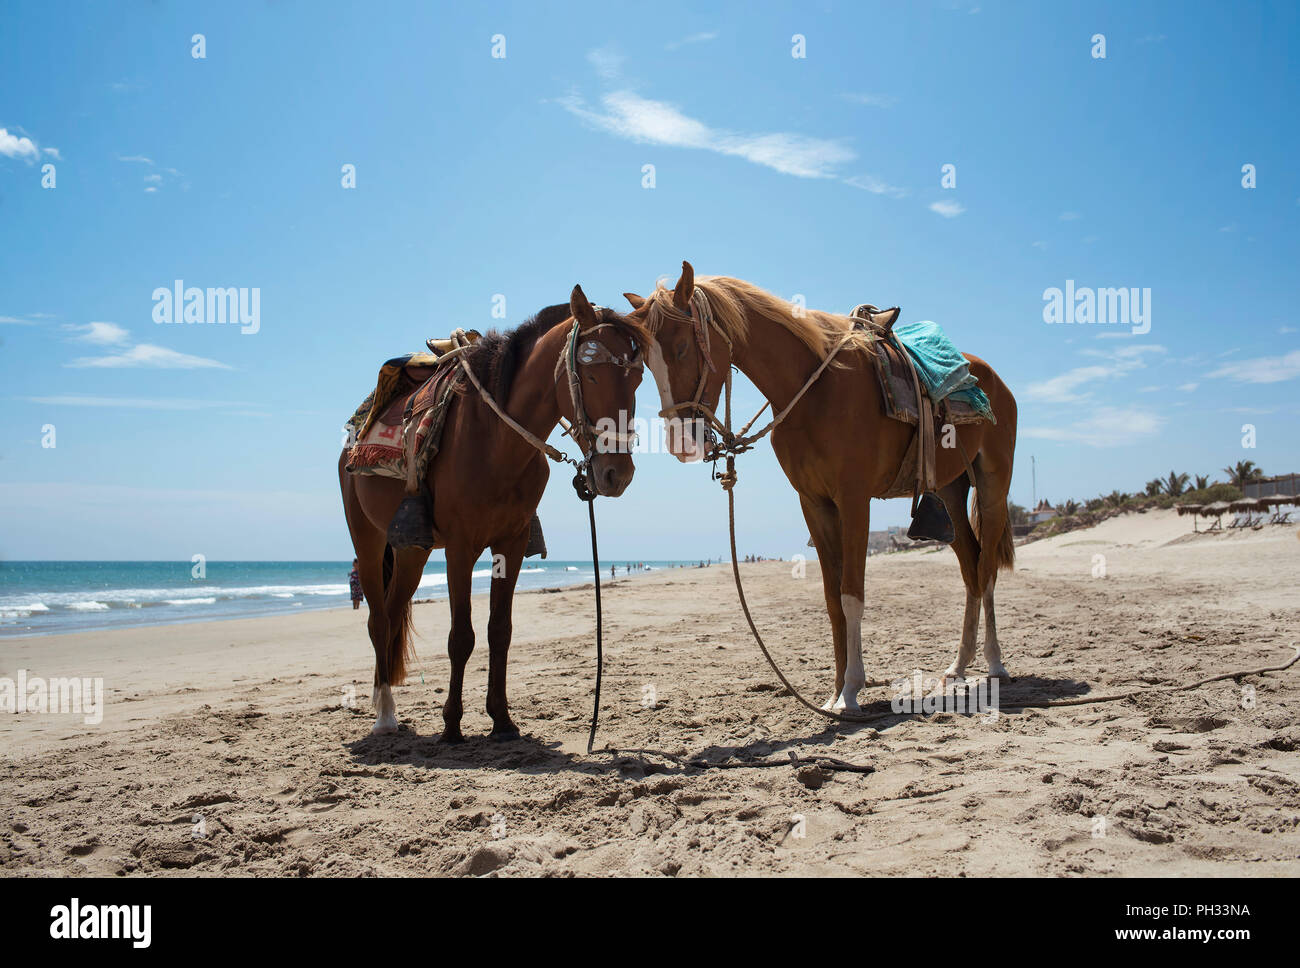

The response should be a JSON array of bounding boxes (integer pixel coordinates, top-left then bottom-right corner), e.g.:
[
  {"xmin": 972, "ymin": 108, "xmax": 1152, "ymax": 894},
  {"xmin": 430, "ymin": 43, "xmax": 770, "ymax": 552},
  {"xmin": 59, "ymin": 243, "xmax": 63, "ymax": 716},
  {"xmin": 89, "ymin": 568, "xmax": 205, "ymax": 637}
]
[
  {"xmin": 67, "ymin": 344, "xmax": 230, "ymax": 369},
  {"xmin": 841, "ymin": 92, "xmax": 898, "ymax": 108},
  {"xmin": 1208, "ymin": 349, "xmax": 1300, "ymax": 384},
  {"xmin": 64, "ymin": 321, "xmax": 130, "ymax": 345},
  {"xmin": 1031, "ymin": 240, "xmax": 1048, "ymax": 250},
  {"xmin": 0, "ymin": 126, "xmax": 44, "ymax": 164},
  {"xmin": 929, "ymin": 200, "xmax": 965, "ymax": 218},
  {"xmin": 116, "ymin": 153, "xmax": 183, "ymax": 192},
  {"xmin": 1, "ymin": 314, "xmax": 41, "ymax": 325},
  {"xmin": 1028, "ymin": 345, "xmax": 1167, "ymax": 402},
  {"xmin": 1177, "ymin": 382, "xmax": 1199, "ymax": 392},
  {"xmin": 1025, "ymin": 365, "xmax": 1115, "ymax": 403},
  {"xmin": 1058, "ymin": 211, "xmax": 1081, "ymax": 221},
  {"xmin": 665, "ymin": 32, "xmax": 718, "ymax": 51},
  {"xmin": 1022, "ymin": 406, "xmax": 1165, "ymax": 447},
  {"xmin": 558, "ymin": 90, "xmax": 855, "ymax": 179},
  {"xmin": 587, "ymin": 47, "xmax": 624, "ymax": 80},
  {"xmin": 1279, "ymin": 325, "xmax": 1296, "ymax": 334},
  {"xmin": 844, "ymin": 173, "xmax": 906, "ymax": 198}
]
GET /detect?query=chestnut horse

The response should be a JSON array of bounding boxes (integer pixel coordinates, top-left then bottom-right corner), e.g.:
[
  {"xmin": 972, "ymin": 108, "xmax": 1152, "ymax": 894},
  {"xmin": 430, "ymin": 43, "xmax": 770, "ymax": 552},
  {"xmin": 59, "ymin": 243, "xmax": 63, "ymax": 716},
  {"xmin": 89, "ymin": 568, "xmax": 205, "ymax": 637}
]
[
  {"xmin": 338, "ymin": 286, "xmax": 646, "ymax": 740},
  {"xmin": 625, "ymin": 263, "xmax": 1017, "ymax": 715}
]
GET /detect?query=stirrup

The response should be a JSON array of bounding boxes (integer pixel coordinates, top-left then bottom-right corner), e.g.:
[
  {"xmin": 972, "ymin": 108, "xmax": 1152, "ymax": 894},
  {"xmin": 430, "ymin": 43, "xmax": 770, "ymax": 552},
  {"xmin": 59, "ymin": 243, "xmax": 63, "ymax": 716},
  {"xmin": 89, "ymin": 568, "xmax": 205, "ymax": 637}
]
[
  {"xmin": 526, "ymin": 514, "xmax": 547, "ymax": 559},
  {"xmin": 907, "ymin": 492, "xmax": 955, "ymax": 543},
  {"xmin": 387, "ymin": 495, "xmax": 437, "ymax": 550}
]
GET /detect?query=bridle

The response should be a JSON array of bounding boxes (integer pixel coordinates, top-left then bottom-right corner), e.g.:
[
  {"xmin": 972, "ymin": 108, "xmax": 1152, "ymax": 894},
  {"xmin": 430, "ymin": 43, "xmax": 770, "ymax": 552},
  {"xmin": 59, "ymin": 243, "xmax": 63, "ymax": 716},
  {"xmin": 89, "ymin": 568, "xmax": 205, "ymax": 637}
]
[
  {"xmin": 651, "ymin": 285, "xmax": 870, "ymax": 464},
  {"xmin": 559, "ymin": 312, "xmax": 645, "ymax": 462},
  {"xmin": 448, "ymin": 312, "xmax": 643, "ymax": 472},
  {"xmin": 652, "ymin": 288, "xmax": 735, "ymax": 456}
]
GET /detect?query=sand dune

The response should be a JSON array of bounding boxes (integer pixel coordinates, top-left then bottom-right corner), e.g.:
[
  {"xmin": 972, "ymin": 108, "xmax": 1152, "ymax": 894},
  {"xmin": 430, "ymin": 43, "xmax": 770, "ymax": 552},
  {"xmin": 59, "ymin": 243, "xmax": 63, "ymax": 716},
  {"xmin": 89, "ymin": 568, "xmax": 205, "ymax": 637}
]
[{"xmin": 2, "ymin": 509, "xmax": 1298, "ymax": 876}]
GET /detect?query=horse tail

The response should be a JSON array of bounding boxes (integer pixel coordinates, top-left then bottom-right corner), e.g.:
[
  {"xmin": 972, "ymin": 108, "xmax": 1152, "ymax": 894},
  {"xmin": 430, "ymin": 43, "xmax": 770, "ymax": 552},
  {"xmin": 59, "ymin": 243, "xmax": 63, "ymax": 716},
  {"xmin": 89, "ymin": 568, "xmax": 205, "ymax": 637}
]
[
  {"xmin": 381, "ymin": 543, "xmax": 416, "ymax": 685},
  {"xmin": 970, "ymin": 492, "xmax": 1016, "ymax": 574}
]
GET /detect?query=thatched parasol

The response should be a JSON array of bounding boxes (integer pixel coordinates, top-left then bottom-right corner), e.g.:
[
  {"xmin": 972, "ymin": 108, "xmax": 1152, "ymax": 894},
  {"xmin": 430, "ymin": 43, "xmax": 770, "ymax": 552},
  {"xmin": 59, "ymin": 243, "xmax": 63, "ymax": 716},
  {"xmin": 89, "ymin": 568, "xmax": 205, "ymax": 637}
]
[
  {"xmin": 1198, "ymin": 501, "xmax": 1231, "ymax": 530},
  {"xmin": 1176, "ymin": 503, "xmax": 1204, "ymax": 531},
  {"xmin": 1261, "ymin": 493, "xmax": 1296, "ymax": 507}
]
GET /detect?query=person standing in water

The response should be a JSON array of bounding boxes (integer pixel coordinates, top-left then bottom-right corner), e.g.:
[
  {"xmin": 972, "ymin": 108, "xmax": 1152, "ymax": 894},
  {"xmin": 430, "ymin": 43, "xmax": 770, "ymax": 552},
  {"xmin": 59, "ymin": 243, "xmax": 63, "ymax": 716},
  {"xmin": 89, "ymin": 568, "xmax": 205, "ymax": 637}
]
[{"xmin": 349, "ymin": 558, "xmax": 363, "ymax": 610}]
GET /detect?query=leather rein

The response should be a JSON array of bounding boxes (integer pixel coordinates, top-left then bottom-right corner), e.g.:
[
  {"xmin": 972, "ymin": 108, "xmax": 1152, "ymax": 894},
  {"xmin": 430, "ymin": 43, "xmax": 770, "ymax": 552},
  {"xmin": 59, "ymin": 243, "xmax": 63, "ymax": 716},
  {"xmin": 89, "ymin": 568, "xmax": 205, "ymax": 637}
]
[{"xmin": 449, "ymin": 316, "xmax": 643, "ymax": 471}]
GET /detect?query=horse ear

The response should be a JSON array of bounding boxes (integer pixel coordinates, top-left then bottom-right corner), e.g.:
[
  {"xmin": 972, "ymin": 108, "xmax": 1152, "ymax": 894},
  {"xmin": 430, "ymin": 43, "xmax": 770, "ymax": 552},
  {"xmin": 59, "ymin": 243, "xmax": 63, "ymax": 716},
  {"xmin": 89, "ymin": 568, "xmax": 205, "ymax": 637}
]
[
  {"xmin": 570, "ymin": 284, "xmax": 600, "ymax": 331},
  {"xmin": 672, "ymin": 261, "xmax": 695, "ymax": 311},
  {"xmin": 623, "ymin": 292, "xmax": 645, "ymax": 310}
]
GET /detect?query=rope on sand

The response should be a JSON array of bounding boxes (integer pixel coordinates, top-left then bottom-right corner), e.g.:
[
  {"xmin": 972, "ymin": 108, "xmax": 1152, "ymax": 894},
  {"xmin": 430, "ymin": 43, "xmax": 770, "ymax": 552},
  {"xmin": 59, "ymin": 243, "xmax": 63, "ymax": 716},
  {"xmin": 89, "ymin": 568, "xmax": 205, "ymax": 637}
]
[{"xmin": 590, "ymin": 645, "xmax": 1298, "ymax": 775}]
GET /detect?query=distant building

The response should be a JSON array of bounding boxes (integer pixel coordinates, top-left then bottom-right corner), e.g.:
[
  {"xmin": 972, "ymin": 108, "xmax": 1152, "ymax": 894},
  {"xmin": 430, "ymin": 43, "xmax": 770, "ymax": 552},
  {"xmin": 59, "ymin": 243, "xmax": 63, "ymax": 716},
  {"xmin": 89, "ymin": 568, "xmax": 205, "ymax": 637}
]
[
  {"xmin": 1028, "ymin": 500, "xmax": 1058, "ymax": 525},
  {"xmin": 1244, "ymin": 473, "xmax": 1299, "ymax": 500}
]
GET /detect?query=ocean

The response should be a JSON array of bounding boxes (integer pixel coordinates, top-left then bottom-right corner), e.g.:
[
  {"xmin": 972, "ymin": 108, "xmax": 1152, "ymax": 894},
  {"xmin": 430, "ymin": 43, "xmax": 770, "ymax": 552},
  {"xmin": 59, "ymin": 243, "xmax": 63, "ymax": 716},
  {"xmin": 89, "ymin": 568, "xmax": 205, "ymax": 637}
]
[{"xmin": 0, "ymin": 559, "xmax": 699, "ymax": 638}]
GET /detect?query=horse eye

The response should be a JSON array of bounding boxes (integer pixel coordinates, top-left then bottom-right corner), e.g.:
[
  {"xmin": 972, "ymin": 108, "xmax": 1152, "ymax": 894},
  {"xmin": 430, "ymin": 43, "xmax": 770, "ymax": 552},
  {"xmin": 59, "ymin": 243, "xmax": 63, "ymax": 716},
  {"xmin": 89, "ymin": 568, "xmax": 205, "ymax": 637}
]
[{"xmin": 675, "ymin": 342, "xmax": 688, "ymax": 360}]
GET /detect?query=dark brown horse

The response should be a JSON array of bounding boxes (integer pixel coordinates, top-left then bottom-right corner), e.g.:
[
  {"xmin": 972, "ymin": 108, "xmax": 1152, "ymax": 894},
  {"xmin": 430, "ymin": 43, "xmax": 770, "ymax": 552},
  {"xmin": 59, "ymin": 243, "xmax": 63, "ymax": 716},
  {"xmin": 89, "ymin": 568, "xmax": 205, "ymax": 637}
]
[
  {"xmin": 625, "ymin": 263, "xmax": 1018, "ymax": 714},
  {"xmin": 338, "ymin": 286, "xmax": 646, "ymax": 740}
]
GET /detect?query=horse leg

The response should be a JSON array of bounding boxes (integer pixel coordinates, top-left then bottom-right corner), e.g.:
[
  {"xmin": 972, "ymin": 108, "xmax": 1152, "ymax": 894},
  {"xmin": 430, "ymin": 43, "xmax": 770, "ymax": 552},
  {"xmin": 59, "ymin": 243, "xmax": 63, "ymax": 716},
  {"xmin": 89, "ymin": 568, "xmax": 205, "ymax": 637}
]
[
  {"xmin": 440, "ymin": 541, "xmax": 479, "ymax": 744},
  {"xmin": 485, "ymin": 527, "xmax": 528, "ymax": 741},
  {"xmin": 340, "ymin": 489, "xmax": 397, "ymax": 734},
  {"xmin": 982, "ymin": 577, "xmax": 1006, "ymax": 680},
  {"xmin": 974, "ymin": 460, "xmax": 1013, "ymax": 681},
  {"xmin": 938, "ymin": 477, "xmax": 983, "ymax": 684},
  {"xmin": 799, "ymin": 494, "xmax": 848, "ymax": 711},
  {"xmin": 831, "ymin": 488, "xmax": 871, "ymax": 713},
  {"xmin": 373, "ymin": 545, "xmax": 431, "ymax": 732}
]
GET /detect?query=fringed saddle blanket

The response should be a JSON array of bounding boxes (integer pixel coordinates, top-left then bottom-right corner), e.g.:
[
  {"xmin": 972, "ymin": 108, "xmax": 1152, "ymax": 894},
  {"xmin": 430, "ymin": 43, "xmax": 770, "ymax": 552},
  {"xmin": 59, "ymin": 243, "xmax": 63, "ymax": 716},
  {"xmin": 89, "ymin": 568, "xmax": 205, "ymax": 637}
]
[{"xmin": 344, "ymin": 353, "xmax": 463, "ymax": 492}]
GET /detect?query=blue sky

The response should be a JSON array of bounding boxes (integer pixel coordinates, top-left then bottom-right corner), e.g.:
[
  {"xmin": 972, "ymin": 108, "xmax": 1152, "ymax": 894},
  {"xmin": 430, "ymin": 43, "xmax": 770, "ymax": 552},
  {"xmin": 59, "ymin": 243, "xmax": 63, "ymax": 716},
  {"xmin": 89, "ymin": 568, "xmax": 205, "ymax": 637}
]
[{"xmin": 2, "ymin": 0, "xmax": 1297, "ymax": 561}]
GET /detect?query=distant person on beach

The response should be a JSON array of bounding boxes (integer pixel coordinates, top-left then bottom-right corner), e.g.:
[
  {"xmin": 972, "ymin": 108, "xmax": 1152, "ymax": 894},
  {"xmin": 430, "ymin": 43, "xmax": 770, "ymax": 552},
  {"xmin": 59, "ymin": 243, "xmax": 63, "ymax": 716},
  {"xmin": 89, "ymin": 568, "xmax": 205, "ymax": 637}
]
[
  {"xmin": 349, "ymin": 559, "xmax": 363, "ymax": 609},
  {"xmin": 610, "ymin": 564, "xmax": 616, "ymax": 580}
]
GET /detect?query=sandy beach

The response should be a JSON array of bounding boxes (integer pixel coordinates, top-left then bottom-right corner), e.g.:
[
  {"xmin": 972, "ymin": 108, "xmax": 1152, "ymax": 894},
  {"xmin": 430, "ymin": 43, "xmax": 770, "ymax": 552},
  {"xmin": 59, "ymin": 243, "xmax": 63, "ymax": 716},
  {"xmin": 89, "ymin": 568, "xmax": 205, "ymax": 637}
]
[{"xmin": 2, "ymin": 508, "xmax": 1297, "ymax": 877}]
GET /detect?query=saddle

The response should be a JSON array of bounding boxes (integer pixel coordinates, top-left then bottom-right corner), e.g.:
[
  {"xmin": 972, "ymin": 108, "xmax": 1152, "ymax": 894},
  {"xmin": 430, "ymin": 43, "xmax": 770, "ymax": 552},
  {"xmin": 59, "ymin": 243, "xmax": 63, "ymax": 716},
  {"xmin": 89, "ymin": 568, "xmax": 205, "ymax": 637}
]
[
  {"xmin": 345, "ymin": 353, "xmax": 462, "ymax": 486},
  {"xmin": 343, "ymin": 332, "xmax": 547, "ymax": 558},
  {"xmin": 849, "ymin": 305, "xmax": 989, "ymax": 543}
]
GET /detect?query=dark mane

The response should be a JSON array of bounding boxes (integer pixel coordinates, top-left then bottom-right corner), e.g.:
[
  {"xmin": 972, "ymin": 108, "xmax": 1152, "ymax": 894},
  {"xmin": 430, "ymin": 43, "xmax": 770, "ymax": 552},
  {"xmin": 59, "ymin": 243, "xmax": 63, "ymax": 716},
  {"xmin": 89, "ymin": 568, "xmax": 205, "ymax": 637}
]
[{"xmin": 466, "ymin": 304, "xmax": 574, "ymax": 400}]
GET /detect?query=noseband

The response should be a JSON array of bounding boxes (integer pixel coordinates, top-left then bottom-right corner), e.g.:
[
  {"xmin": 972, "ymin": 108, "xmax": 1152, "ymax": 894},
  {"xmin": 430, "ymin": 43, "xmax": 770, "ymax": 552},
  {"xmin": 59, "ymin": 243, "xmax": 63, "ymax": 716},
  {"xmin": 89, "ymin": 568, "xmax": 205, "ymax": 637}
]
[{"xmin": 561, "ymin": 314, "xmax": 644, "ymax": 460}]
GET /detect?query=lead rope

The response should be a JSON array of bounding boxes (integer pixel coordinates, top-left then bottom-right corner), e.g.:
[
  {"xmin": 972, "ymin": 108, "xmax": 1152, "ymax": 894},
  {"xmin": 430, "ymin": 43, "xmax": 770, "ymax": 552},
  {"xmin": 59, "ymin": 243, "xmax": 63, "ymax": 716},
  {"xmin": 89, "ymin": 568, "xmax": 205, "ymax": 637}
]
[
  {"xmin": 451, "ymin": 323, "xmax": 612, "ymax": 749},
  {"xmin": 582, "ymin": 484, "xmax": 603, "ymax": 753},
  {"xmin": 707, "ymin": 324, "xmax": 1300, "ymax": 723}
]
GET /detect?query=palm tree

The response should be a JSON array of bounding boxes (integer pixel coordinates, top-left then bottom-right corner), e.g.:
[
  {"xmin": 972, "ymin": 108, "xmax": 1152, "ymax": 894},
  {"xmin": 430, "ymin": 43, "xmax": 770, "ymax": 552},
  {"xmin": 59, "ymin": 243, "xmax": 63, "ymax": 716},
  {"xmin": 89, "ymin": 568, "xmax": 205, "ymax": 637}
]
[
  {"xmin": 1103, "ymin": 490, "xmax": 1129, "ymax": 509},
  {"xmin": 1145, "ymin": 478, "xmax": 1164, "ymax": 496},
  {"xmin": 1062, "ymin": 499, "xmax": 1081, "ymax": 515},
  {"xmin": 1222, "ymin": 460, "xmax": 1265, "ymax": 487},
  {"xmin": 1160, "ymin": 471, "xmax": 1190, "ymax": 497},
  {"xmin": 1193, "ymin": 474, "xmax": 1211, "ymax": 490}
]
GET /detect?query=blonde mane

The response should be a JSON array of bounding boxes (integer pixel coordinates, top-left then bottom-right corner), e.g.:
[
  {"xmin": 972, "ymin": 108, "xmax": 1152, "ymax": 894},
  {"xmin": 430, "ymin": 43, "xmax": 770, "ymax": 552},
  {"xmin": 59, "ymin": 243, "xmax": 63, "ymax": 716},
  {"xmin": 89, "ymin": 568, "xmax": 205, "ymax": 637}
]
[{"xmin": 645, "ymin": 275, "xmax": 875, "ymax": 362}]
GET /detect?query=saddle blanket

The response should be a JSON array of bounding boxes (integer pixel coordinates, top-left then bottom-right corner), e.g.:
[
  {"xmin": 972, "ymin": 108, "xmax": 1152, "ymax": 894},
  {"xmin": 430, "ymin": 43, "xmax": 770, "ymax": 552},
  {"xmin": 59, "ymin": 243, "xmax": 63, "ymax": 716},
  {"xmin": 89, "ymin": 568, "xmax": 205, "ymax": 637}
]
[
  {"xmin": 872, "ymin": 321, "xmax": 995, "ymax": 426},
  {"xmin": 345, "ymin": 353, "xmax": 462, "ymax": 490},
  {"xmin": 866, "ymin": 320, "xmax": 994, "ymax": 500}
]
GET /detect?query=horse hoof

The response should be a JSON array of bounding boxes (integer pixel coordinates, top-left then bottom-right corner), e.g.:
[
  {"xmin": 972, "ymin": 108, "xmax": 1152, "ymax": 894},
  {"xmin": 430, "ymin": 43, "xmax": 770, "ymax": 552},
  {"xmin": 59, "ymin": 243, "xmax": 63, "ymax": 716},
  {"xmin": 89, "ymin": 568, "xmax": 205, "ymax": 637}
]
[
  {"xmin": 489, "ymin": 728, "xmax": 521, "ymax": 743},
  {"xmin": 440, "ymin": 729, "xmax": 465, "ymax": 744},
  {"xmin": 371, "ymin": 721, "xmax": 398, "ymax": 736}
]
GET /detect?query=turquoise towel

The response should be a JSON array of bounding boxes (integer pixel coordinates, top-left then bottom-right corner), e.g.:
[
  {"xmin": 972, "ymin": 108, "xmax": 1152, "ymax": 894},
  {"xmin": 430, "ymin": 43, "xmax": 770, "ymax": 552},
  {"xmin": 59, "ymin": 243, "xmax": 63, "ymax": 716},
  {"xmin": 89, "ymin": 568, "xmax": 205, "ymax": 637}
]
[{"xmin": 891, "ymin": 320, "xmax": 994, "ymax": 422}]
